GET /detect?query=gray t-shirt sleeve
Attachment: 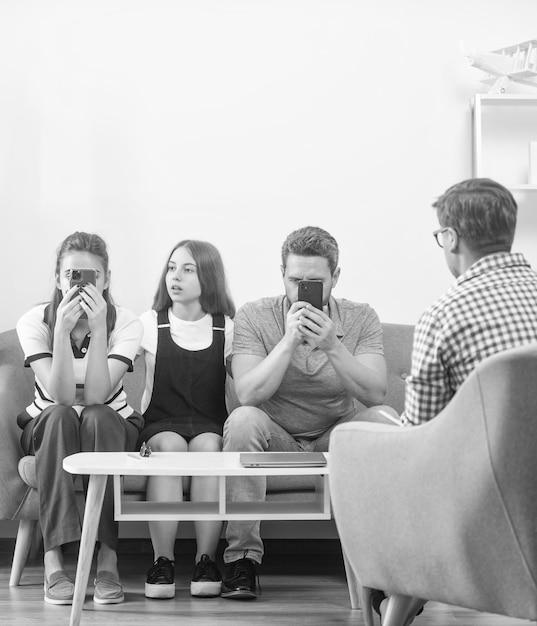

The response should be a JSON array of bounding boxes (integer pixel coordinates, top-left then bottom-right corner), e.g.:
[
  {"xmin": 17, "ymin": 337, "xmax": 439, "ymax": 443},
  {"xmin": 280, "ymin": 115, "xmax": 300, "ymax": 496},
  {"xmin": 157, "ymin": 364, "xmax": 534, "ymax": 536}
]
[
  {"xmin": 352, "ymin": 305, "xmax": 384, "ymax": 356},
  {"xmin": 232, "ymin": 302, "xmax": 269, "ymax": 357}
]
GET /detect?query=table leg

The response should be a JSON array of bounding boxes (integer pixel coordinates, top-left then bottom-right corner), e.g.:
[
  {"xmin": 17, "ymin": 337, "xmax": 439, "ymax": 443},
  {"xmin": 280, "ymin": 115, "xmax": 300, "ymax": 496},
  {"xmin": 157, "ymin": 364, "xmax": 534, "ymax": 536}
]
[{"xmin": 69, "ymin": 474, "xmax": 108, "ymax": 626}]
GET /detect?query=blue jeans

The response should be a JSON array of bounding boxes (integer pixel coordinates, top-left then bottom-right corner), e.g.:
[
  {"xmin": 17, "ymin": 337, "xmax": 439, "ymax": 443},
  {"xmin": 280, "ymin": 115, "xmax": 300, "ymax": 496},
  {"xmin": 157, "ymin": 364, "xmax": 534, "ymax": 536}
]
[{"xmin": 222, "ymin": 404, "xmax": 398, "ymax": 564}]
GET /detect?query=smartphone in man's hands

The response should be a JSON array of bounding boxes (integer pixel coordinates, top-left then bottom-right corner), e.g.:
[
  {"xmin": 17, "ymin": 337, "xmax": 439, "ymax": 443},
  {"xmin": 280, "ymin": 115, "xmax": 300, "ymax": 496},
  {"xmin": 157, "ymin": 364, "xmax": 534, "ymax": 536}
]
[
  {"xmin": 298, "ymin": 280, "xmax": 323, "ymax": 310},
  {"xmin": 69, "ymin": 269, "xmax": 97, "ymax": 319}
]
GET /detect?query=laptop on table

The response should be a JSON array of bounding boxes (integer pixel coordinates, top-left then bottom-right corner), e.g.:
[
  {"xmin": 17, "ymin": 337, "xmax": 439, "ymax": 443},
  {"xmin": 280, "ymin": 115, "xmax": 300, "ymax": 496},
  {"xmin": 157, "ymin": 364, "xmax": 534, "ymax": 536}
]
[{"xmin": 240, "ymin": 451, "xmax": 327, "ymax": 468}]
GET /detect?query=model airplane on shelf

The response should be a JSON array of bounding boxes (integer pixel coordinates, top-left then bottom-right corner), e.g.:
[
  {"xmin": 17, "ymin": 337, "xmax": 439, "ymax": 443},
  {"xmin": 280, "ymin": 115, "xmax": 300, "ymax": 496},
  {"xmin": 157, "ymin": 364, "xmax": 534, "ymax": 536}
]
[{"xmin": 464, "ymin": 39, "xmax": 537, "ymax": 93}]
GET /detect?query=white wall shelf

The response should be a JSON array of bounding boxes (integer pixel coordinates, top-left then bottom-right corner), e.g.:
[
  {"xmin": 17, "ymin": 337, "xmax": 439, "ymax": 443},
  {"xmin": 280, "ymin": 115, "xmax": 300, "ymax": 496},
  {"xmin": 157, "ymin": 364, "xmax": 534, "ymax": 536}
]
[{"xmin": 472, "ymin": 94, "xmax": 537, "ymax": 191}]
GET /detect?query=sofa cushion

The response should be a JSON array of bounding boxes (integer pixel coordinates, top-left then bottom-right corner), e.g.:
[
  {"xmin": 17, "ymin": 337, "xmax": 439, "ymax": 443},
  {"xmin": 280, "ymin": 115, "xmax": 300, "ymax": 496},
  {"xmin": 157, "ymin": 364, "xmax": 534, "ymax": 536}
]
[{"xmin": 17, "ymin": 456, "xmax": 36, "ymax": 490}]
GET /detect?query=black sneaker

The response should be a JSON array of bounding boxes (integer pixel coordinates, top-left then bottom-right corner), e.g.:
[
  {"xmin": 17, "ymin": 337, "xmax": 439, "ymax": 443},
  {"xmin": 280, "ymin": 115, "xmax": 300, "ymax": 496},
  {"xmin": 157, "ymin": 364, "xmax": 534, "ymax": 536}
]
[
  {"xmin": 371, "ymin": 588, "xmax": 424, "ymax": 620},
  {"xmin": 190, "ymin": 554, "xmax": 222, "ymax": 597},
  {"xmin": 221, "ymin": 557, "xmax": 259, "ymax": 600},
  {"xmin": 371, "ymin": 589, "xmax": 387, "ymax": 616},
  {"xmin": 145, "ymin": 556, "xmax": 175, "ymax": 599}
]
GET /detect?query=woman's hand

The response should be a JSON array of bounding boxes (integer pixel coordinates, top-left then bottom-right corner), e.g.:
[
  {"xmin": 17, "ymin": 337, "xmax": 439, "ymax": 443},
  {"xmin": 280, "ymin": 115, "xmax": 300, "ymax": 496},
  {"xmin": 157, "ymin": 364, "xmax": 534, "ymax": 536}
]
[
  {"xmin": 45, "ymin": 285, "xmax": 81, "ymax": 405},
  {"xmin": 79, "ymin": 283, "xmax": 108, "ymax": 333},
  {"xmin": 55, "ymin": 285, "xmax": 84, "ymax": 335}
]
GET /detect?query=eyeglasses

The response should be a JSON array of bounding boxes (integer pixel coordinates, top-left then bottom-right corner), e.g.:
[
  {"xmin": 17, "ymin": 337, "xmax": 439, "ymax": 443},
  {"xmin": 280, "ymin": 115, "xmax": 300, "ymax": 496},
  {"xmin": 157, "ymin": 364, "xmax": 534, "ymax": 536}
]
[{"xmin": 432, "ymin": 227, "xmax": 451, "ymax": 248}]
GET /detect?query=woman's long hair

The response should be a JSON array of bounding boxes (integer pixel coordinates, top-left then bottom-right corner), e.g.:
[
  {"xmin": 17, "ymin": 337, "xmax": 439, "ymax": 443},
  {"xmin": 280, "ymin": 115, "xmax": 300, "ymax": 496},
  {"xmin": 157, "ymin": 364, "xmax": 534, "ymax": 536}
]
[
  {"xmin": 44, "ymin": 231, "xmax": 117, "ymax": 340},
  {"xmin": 153, "ymin": 240, "xmax": 235, "ymax": 318}
]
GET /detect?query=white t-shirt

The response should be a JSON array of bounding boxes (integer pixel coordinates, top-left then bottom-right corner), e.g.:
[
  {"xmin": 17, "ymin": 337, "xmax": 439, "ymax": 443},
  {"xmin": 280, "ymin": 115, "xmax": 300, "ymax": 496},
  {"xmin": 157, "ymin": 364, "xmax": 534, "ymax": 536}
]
[
  {"xmin": 16, "ymin": 303, "xmax": 143, "ymax": 419},
  {"xmin": 138, "ymin": 308, "xmax": 234, "ymax": 414}
]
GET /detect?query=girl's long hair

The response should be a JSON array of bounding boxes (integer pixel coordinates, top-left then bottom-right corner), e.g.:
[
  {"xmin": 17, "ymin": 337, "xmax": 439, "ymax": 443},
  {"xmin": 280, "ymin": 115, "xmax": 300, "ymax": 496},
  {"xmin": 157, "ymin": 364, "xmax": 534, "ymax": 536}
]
[
  {"xmin": 153, "ymin": 240, "xmax": 235, "ymax": 318},
  {"xmin": 44, "ymin": 231, "xmax": 117, "ymax": 339}
]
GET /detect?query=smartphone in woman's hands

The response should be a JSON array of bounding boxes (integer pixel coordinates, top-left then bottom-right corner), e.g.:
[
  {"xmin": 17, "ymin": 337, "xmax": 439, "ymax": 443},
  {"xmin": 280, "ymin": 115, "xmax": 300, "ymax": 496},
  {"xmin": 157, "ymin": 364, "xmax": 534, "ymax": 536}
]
[{"xmin": 69, "ymin": 269, "xmax": 96, "ymax": 318}]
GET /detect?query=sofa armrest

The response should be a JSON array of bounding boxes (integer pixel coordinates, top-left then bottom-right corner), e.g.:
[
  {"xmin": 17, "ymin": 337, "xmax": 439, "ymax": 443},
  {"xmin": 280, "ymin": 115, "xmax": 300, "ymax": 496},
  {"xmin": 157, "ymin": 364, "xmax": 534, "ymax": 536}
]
[{"xmin": 0, "ymin": 330, "xmax": 35, "ymax": 519}]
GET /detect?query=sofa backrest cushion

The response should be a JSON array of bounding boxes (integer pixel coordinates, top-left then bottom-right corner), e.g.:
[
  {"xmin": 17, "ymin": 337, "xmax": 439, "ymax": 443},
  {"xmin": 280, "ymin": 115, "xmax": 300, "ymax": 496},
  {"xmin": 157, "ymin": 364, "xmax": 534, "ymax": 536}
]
[{"xmin": 382, "ymin": 322, "xmax": 414, "ymax": 414}]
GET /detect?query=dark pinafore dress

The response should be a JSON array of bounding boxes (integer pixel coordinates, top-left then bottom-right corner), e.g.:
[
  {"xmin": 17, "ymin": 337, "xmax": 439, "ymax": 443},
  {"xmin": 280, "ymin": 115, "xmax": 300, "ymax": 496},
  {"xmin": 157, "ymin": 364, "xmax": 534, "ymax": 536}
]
[{"xmin": 137, "ymin": 309, "xmax": 228, "ymax": 445}]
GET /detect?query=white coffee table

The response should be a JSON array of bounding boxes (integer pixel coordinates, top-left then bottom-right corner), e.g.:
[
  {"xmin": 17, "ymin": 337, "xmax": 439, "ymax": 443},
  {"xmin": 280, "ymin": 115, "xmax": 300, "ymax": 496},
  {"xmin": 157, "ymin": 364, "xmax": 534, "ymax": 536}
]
[{"xmin": 62, "ymin": 451, "xmax": 357, "ymax": 626}]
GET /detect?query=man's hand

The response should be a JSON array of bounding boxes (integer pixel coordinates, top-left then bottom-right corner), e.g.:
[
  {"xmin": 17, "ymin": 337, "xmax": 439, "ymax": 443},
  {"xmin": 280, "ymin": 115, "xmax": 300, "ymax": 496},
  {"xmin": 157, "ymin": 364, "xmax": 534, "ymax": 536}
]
[
  {"xmin": 284, "ymin": 301, "xmax": 313, "ymax": 348},
  {"xmin": 296, "ymin": 304, "xmax": 337, "ymax": 352}
]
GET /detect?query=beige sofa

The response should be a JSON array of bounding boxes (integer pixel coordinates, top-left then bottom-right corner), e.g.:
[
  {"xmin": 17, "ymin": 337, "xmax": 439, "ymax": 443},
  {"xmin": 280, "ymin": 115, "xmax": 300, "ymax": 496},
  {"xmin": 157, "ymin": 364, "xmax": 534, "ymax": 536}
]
[{"xmin": 0, "ymin": 322, "xmax": 414, "ymax": 583}]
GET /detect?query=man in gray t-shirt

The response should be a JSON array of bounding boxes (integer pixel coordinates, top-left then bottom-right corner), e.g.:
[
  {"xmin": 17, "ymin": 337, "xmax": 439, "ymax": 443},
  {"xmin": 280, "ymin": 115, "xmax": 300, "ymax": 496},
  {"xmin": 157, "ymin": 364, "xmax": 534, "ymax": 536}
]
[{"xmin": 221, "ymin": 226, "xmax": 398, "ymax": 600}]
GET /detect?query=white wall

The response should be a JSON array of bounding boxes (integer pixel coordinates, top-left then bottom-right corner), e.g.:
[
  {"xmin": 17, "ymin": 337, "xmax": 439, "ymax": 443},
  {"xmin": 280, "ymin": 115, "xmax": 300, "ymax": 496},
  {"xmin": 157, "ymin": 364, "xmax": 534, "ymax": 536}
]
[{"xmin": 1, "ymin": 0, "xmax": 536, "ymax": 331}]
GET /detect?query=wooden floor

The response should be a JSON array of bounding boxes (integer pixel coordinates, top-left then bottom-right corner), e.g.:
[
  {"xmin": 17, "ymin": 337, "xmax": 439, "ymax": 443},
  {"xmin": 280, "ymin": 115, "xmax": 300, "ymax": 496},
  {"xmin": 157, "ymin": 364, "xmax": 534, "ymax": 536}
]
[{"xmin": 0, "ymin": 539, "xmax": 533, "ymax": 626}]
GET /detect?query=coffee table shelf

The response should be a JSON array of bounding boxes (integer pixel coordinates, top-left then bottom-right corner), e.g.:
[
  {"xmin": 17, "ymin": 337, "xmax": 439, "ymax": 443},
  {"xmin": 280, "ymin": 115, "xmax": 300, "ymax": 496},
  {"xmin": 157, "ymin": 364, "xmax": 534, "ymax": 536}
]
[{"xmin": 116, "ymin": 499, "xmax": 330, "ymax": 521}]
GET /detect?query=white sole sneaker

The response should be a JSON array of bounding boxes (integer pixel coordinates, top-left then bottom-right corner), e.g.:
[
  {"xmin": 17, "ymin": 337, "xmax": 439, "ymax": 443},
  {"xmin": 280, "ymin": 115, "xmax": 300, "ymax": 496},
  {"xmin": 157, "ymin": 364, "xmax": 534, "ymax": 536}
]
[
  {"xmin": 145, "ymin": 582, "xmax": 175, "ymax": 599},
  {"xmin": 190, "ymin": 580, "xmax": 222, "ymax": 597}
]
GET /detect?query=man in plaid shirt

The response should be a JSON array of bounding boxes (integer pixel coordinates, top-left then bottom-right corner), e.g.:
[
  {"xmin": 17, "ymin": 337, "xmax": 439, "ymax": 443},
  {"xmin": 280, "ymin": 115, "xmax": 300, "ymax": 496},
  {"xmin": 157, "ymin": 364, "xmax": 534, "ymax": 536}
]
[
  {"xmin": 373, "ymin": 177, "xmax": 537, "ymax": 619},
  {"xmin": 404, "ymin": 177, "xmax": 537, "ymax": 426}
]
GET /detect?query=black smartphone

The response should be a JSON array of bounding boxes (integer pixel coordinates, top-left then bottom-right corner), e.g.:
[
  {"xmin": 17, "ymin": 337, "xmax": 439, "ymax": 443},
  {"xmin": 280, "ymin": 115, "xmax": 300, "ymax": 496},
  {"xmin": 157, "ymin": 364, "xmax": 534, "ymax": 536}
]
[
  {"xmin": 70, "ymin": 269, "xmax": 97, "ymax": 319},
  {"xmin": 298, "ymin": 280, "xmax": 323, "ymax": 310}
]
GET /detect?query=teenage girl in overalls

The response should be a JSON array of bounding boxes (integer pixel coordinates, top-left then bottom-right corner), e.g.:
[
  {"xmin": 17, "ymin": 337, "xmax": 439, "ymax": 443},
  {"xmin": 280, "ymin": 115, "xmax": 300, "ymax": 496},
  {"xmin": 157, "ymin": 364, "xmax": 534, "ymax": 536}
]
[{"xmin": 137, "ymin": 240, "xmax": 235, "ymax": 599}]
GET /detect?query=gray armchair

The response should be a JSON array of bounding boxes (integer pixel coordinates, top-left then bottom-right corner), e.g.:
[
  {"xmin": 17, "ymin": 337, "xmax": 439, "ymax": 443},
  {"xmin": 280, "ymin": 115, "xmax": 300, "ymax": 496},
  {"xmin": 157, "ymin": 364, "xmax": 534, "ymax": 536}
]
[{"xmin": 329, "ymin": 342, "xmax": 537, "ymax": 626}]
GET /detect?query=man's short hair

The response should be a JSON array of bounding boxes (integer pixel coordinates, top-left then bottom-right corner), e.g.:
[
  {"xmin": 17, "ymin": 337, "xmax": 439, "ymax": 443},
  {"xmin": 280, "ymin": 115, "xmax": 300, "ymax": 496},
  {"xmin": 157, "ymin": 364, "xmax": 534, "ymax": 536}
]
[
  {"xmin": 281, "ymin": 226, "xmax": 339, "ymax": 274},
  {"xmin": 433, "ymin": 178, "xmax": 517, "ymax": 252}
]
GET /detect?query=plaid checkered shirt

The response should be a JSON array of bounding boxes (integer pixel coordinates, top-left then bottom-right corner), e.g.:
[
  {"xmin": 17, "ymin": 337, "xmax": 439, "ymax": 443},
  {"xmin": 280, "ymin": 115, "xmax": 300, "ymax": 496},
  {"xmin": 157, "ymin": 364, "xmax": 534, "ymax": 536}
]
[{"xmin": 404, "ymin": 252, "xmax": 537, "ymax": 425}]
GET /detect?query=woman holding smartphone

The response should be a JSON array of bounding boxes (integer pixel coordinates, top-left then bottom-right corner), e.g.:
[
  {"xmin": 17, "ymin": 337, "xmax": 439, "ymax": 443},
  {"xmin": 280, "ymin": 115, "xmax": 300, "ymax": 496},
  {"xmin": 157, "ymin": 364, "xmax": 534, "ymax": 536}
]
[
  {"xmin": 137, "ymin": 239, "xmax": 234, "ymax": 599},
  {"xmin": 16, "ymin": 231, "xmax": 143, "ymax": 606}
]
